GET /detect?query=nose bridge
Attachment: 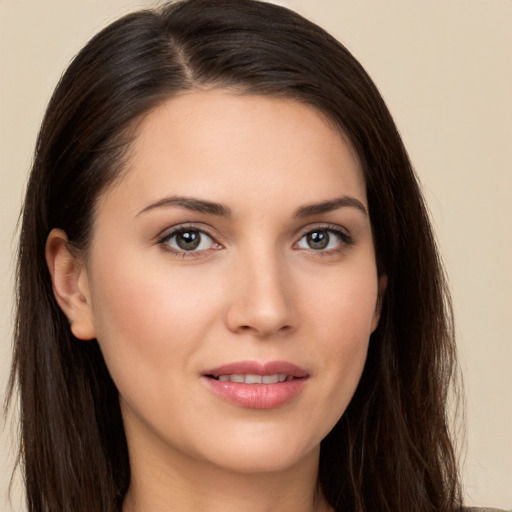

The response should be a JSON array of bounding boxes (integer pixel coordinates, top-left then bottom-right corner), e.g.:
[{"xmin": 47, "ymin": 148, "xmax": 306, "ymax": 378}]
[{"xmin": 226, "ymin": 242, "xmax": 294, "ymax": 336}]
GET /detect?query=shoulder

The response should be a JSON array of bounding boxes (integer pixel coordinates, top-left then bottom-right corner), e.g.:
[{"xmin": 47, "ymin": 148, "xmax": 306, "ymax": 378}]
[{"xmin": 464, "ymin": 508, "xmax": 511, "ymax": 512}]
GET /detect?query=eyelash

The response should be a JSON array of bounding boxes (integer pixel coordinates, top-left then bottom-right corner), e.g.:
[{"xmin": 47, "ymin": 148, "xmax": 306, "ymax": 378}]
[
  {"xmin": 157, "ymin": 223, "xmax": 354, "ymax": 259},
  {"xmin": 157, "ymin": 224, "xmax": 220, "ymax": 258},
  {"xmin": 295, "ymin": 224, "xmax": 354, "ymax": 257}
]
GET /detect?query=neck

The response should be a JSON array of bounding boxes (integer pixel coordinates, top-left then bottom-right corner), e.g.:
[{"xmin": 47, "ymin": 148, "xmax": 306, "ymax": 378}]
[{"xmin": 122, "ymin": 433, "xmax": 331, "ymax": 512}]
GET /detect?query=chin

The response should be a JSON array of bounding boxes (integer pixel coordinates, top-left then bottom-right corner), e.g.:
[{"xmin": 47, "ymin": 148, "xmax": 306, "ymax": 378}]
[
  {"xmin": 211, "ymin": 446, "xmax": 318, "ymax": 475},
  {"xmin": 192, "ymin": 425, "xmax": 323, "ymax": 475}
]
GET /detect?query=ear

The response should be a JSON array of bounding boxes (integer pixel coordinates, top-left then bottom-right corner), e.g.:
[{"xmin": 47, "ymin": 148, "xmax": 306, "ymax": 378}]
[
  {"xmin": 45, "ymin": 228, "xmax": 96, "ymax": 340},
  {"xmin": 371, "ymin": 273, "xmax": 388, "ymax": 332}
]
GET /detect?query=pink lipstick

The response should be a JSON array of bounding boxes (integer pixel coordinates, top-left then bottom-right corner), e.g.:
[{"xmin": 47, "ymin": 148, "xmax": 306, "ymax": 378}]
[{"xmin": 202, "ymin": 361, "xmax": 309, "ymax": 409}]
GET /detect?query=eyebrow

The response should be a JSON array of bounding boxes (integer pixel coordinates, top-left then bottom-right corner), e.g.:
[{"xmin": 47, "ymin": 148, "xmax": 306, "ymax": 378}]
[
  {"xmin": 136, "ymin": 194, "xmax": 367, "ymax": 218},
  {"xmin": 294, "ymin": 196, "xmax": 368, "ymax": 217},
  {"xmin": 137, "ymin": 196, "xmax": 232, "ymax": 217}
]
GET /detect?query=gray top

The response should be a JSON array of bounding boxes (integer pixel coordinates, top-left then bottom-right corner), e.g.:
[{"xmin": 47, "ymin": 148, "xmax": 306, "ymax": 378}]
[{"xmin": 465, "ymin": 508, "xmax": 510, "ymax": 512}]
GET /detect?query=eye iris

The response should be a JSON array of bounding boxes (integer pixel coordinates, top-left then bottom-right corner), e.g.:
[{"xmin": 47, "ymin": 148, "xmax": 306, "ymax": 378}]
[
  {"xmin": 307, "ymin": 230, "xmax": 329, "ymax": 250},
  {"xmin": 176, "ymin": 230, "xmax": 201, "ymax": 250}
]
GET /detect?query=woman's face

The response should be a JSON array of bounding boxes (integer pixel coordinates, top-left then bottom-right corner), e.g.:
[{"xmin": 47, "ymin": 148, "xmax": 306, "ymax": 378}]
[{"xmin": 78, "ymin": 91, "xmax": 383, "ymax": 474}]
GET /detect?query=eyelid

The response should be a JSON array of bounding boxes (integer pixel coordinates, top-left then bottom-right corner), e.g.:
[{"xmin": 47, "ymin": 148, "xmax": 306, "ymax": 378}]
[
  {"xmin": 156, "ymin": 223, "xmax": 223, "ymax": 256},
  {"xmin": 296, "ymin": 223, "xmax": 352, "ymax": 240},
  {"xmin": 155, "ymin": 222, "xmax": 354, "ymax": 257},
  {"xmin": 294, "ymin": 223, "xmax": 354, "ymax": 251}
]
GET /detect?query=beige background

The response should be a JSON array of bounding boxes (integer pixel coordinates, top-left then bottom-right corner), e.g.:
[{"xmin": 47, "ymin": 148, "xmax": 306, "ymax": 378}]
[{"xmin": 1, "ymin": 1, "xmax": 511, "ymax": 511}]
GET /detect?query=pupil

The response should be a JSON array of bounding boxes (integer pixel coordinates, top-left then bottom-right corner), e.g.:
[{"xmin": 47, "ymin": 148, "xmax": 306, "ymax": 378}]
[
  {"xmin": 307, "ymin": 230, "xmax": 329, "ymax": 250},
  {"xmin": 177, "ymin": 231, "xmax": 201, "ymax": 250}
]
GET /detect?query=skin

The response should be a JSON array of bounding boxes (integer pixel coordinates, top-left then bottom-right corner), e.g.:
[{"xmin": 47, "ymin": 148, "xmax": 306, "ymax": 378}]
[{"xmin": 47, "ymin": 91, "xmax": 385, "ymax": 512}]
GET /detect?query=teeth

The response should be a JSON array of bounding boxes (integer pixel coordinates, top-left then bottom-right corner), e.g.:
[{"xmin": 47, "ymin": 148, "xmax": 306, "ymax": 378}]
[
  {"xmin": 215, "ymin": 373, "xmax": 290, "ymax": 384},
  {"xmin": 245, "ymin": 374, "xmax": 262, "ymax": 384}
]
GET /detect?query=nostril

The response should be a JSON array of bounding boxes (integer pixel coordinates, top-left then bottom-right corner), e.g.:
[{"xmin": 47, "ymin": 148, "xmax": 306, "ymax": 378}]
[
  {"xmin": 237, "ymin": 323, "xmax": 293, "ymax": 337},
  {"xmin": 225, "ymin": 290, "xmax": 295, "ymax": 336}
]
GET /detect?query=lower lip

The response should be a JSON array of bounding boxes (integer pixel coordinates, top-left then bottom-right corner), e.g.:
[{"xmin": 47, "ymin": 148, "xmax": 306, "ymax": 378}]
[{"xmin": 202, "ymin": 377, "xmax": 307, "ymax": 409}]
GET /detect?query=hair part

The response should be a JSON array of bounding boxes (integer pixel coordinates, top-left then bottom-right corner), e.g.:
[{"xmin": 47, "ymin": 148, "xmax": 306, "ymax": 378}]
[{"xmin": 7, "ymin": 1, "xmax": 462, "ymax": 511}]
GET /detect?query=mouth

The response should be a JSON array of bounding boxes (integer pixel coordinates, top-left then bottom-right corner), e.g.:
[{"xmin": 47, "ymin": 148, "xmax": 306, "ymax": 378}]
[
  {"xmin": 207, "ymin": 373, "xmax": 292, "ymax": 384},
  {"xmin": 203, "ymin": 360, "xmax": 309, "ymax": 382},
  {"xmin": 202, "ymin": 361, "xmax": 309, "ymax": 409}
]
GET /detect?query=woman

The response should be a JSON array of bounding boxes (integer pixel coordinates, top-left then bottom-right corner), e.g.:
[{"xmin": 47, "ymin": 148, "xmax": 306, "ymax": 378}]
[{"xmin": 6, "ymin": 0, "xmax": 500, "ymax": 511}]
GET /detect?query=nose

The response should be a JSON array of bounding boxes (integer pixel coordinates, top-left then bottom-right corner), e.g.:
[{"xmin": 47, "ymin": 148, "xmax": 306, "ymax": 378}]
[{"xmin": 225, "ymin": 249, "xmax": 295, "ymax": 338}]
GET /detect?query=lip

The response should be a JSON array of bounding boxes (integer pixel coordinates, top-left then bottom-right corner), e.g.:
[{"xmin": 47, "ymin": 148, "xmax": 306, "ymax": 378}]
[{"xmin": 202, "ymin": 360, "xmax": 309, "ymax": 409}]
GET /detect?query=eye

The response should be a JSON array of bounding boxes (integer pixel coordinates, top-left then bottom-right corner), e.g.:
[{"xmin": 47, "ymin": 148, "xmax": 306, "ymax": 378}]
[
  {"xmin": 296, "ymin": 228, "xmax": 349, "ymax": 251},
  {"xmin": 162, "ymin": 228, "xmax": 218, "ymax": 253}
]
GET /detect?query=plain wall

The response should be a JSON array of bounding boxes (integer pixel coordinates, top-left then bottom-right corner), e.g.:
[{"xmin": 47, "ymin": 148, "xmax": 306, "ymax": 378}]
[{"xmin": 1, "ymin": 1, "xmax": 511, "ymax": 511}]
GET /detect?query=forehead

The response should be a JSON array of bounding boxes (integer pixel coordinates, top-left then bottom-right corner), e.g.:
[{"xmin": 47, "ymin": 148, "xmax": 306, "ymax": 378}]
[{"xmin": 99, "ymin": 90, "xmax": 366, "ymax": 217}]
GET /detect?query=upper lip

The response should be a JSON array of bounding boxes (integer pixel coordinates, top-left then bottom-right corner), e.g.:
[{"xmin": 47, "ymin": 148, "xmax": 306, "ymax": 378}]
[{"xmin": 203, "ymin": 361, "xmax": 309, "ymax": 379}]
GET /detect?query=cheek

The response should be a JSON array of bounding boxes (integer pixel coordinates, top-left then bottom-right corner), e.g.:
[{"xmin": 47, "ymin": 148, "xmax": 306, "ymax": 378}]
[
  {"xmin": 87, "ymin": 252, "xmax": 222, "ymax": 397},
  {"xmin": 303, "ymin": 260, "xmax": 379, "ymax": 344},
  {"xmin": 304, "ymin": 268, "xmax": 378, "ymax": 411}
]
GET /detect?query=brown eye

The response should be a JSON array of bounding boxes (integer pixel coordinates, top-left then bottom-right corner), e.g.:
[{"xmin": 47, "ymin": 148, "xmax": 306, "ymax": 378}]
[
  {"xmin": 306, "ymin": 230, "xmax": 330, "ymax": 250},
  {"xmin": 165, "ymin": 229, "xmax": 215, "ymax": 252},
  {"xmin": 296, "ymin": 228, "xmax": 349, "ymax": 252},
  {"xmin": 176, "ymin": 230, "xmax": 201, "ymax": 250}
]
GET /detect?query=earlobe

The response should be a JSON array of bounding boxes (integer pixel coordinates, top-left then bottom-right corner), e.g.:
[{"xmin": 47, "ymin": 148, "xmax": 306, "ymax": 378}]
[
  {"xmin": 371, "ymin": 274, "xmax": 388, "ymax": 332},
  {"xmin": 45, "ymin": 228, "xmax": 96, "ymax": 340}
]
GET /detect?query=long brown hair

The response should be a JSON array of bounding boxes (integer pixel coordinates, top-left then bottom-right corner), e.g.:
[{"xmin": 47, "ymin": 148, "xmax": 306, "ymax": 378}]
[{"xmin": 7, "ymin": 1, "xmax": 462, "ymax": 510}]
